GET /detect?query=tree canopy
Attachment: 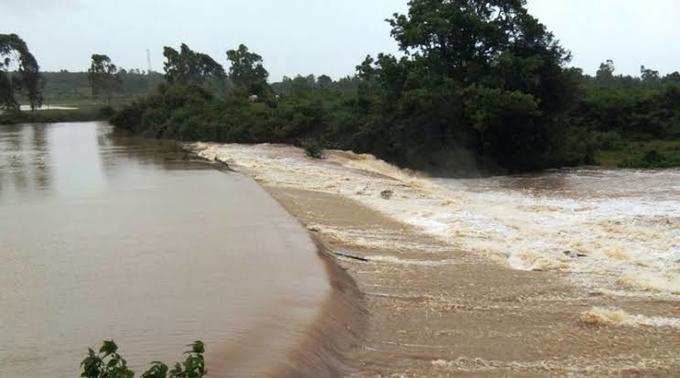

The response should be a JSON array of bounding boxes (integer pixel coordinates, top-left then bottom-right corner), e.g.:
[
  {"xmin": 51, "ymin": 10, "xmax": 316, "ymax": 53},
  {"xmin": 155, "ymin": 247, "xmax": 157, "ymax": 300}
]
[
  {"xmin": 0, "ymin": 33, "xmax": 43, "ymax": 111},
  {"xmin": 87, "ymin": 54, "xmax": 122, "ymax": 103},
  {"xmin": 163, "ymin": 44, "xmax": 226, "ymax": 88},
  {"xmin": 110, "ymin": 0, "xmax": 680, "ymax": 173},
  {"xmin": 355, "ymin": 0, "xmax": 581, "ymax": 169},
  {"xmin": 226, "ymin": 44, "xmax": 269, "ymax": 97}
]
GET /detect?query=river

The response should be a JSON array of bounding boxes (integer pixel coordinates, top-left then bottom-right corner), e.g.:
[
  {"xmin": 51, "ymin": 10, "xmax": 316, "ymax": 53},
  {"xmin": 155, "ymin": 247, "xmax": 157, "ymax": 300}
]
[
  {"xmin": 194, "ymin": 143, "xmax": 679, "ymax": 300},
  {"xmin": 0, "ymin": 122, "xmax": 330, "ymax": 377},
  {"xmin": 434, "ymin": 168, "xmax": 680, "ymax": 298}
]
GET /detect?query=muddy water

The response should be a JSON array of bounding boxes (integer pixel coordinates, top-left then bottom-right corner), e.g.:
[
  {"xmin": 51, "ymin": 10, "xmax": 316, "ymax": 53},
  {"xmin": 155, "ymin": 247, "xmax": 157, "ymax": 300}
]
[
  {"xmin": 193, "ymin": 143, "xmax": 679, "ymax": 301},
  {"xmin": 0, "ymin": 123, "xmax": 330, "ymax": 377},
  {"xmin": 436, "ymin": 168, "xmax": 680, "ymax": 297}
]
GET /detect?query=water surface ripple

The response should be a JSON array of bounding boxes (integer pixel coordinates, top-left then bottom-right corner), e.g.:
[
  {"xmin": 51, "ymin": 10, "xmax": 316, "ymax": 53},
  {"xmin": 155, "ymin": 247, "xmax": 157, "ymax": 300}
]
[{"xmin": 0, "ymin": 122, "xmax": 330, "ymax": 377}]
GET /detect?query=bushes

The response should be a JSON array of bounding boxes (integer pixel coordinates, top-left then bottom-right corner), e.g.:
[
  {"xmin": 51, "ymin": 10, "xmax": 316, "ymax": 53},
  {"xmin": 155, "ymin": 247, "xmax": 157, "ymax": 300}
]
[
  {"xmin": 80, "ymin": 340, "xmax": 206, "ymax": 378},
  {"xmin": 110, "ymin": 84, "xmax": 333, "ymax": 146},
  {"xmin": 302, "ymin": 139, "xmax": 325, "ymax": 159},
  {"xmin": 110, "ymin": 101, "xmax": 147, "ymax": 131},
  {"xmin": 596, "ymin": 140, "xmax": 680, "ymax": 168},
  {"xmin": 110, "ymin": 77, "xmax": 680, "ymax": 174},
  {"xmin": 619, "ymin": 146, "xmax": 680, "ymax": 168},
  {"xmin": 105, "ymin": 0, "xmax": 680, "ymax": 174}
]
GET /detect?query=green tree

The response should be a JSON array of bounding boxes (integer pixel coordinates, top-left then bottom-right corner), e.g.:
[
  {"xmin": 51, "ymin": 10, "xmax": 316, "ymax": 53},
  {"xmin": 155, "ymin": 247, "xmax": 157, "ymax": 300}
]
[
  {"xmin": 317, "ymin": 74, "xmax": 333, "ymax": 90},
  {"xmin": 640, "ymin": 65, "xmax": 660, "ymax": 83},
  {"xmin": 361, "ymin": 0, "xmax": 579, "ymax": 169},
  {"xmin": 595, "ymin": 60, "xmax": 616, "ymax": 83},
  {"xmin": 226, "ymin": 44, "xmax": 269, "ymax": 97},
  {"xmin": 108, "ymin": 1, "xmax": 680, "ymax": 171},
  {"xmin": 163, "ymin": 44, "xmax": 226, "ymax": 89},
  {"xmin": 0, "ymin": 33, "xmax": 43, "ymax": 111},
  {"xmin": 88, "ymin": 54, "xmax": 122, "ymax": 103}
]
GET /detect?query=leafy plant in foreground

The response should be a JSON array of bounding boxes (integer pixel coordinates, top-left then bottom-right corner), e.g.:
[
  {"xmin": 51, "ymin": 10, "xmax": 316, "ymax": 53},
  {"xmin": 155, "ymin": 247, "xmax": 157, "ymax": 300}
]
[
  {"xmin": 81, "ymin": 340, "xmax": 134, "ymax": 378},
  {"xmin": 81, "ymin": 340, "xmax": 206, "ymax": 378}
]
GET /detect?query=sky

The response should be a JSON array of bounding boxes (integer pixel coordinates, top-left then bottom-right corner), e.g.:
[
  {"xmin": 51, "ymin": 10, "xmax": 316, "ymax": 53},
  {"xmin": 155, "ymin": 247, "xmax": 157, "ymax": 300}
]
[{"xmin": 2, "ymin": 0, "xmax": 679, "ymax": 80}]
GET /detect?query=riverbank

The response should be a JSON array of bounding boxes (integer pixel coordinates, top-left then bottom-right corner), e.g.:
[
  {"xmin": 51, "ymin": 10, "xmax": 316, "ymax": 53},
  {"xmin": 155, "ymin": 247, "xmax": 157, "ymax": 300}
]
[
  {"xmin": 0, "ymin": 106, "xmax": 109, "ymax": 125},
  {"xmin": 191, "ymin": 142, "xmax": 680, "ymax": 375},
  {"xmin": 597, "ymin": 139, "xmax": 680, "ymax": 168}
]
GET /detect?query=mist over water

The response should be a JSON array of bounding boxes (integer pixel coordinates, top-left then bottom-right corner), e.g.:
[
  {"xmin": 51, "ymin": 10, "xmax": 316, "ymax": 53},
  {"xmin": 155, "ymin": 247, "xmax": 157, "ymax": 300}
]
[{"xmin": 0, "ymin": 123, "xmax": 329, "ymax": 377}]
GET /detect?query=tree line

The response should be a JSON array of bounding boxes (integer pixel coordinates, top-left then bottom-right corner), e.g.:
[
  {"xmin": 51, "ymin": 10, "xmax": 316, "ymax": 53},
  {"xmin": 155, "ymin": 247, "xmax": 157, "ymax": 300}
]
[
  {"xmin": 0, "ymin": 34, "xmax": 43, "ymax": 110},
  {"xmin": 0, "ymin": 34, "xmax": 163, "ymax": 109},
  {"xmin": 4, "ymin": 0, "xmax": 680, "ymax": 172},
  {"xmin": 109, "ymin": 0, "xmax": 679, "ymax": 172}
]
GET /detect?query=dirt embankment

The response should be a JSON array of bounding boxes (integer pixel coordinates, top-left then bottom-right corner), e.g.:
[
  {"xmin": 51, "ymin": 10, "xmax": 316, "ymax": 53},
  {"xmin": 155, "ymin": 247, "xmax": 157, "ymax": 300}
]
[{"xmin": 192, "ymin": 143, "xmax": 680, "ymax": 376}]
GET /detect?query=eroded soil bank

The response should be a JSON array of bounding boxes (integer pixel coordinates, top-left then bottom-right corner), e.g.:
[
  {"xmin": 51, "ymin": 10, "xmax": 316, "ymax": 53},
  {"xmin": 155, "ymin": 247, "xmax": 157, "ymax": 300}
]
[{"xmin": 191, "ymin": 142, "xmax": 680, "ymax": 376}]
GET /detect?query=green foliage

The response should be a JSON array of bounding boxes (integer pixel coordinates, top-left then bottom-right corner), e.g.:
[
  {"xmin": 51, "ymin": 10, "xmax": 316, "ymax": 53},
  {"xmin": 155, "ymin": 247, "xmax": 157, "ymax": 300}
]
[
  {"xmin": 167, "ymin": 341, "xmax": 206, "ymax": 378},
  {"xmin": 302, "ymin": 139, "xmax": 326, "ymax": 159},
  {"xmin": 163, "ymin": 44, "xmax": 226, "ymax": 91},
  {"xmin": 81, "ymin": 340, "xmax": 134, "ymax": 378},
  {"xmin": 597, "ymin": 140, "xmax": 680, "ymax": 168},
  {"xmin": 345, "ymin": 0, "xmax": 584, "ymax": 171},
  {"xmin": 0, "ymin": 33, "xmax": 43, "ymax": 111},
  {"xmin": 99, "ymin": 105, "xmax": 115, "ymax": 118},
  {"xmin": 110, "ymin": 82, "xmax": 331, "ymax": 145},
  {"xmin": 110, "ymin": 1, "xmax": 680, "ymax": 174},
  {"xmin": 81, "ymin": 340, "xmax": 206, "ymax": 378},
  {"xmin": 88, "ymin": 54, "xmax": 122, "ymax": 102},
  {"xmin": 226, "ymin": 44, "xmax": 269, "ymax": 97}
]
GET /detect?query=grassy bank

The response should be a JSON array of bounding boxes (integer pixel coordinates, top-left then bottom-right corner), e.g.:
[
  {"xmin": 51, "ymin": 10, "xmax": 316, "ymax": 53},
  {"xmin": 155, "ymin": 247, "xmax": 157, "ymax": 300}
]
[
  {"xmin": 0, "ymin": 96, "xmax": 141, "ymax": 125},
  {"xmin": 0, "ymin": 105, "xmax": 111, "ymax": 125},
  {"xmin": 597, "ymin": 139, "xmax": 680, "ymax": 168}
]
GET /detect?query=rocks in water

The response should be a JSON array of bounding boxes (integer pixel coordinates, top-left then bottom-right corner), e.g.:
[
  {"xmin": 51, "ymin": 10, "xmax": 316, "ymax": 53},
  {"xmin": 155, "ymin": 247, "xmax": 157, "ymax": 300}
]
[
  {"xmin": 563, "ymin": 250, "xmax": 587, "ymax": 258},
  {"xmin": 380, "ymin": 190, "xmax": 394, "ymax": 200}
]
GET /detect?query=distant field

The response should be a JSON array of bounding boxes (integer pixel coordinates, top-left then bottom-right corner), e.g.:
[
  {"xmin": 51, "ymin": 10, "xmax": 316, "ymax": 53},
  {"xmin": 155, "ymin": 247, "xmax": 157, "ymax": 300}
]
[
  {"xmin": 0, "ymin": 105, "xmax": 107, "ymax": 124},
  {"xmin": 6, "ymin": 70, "xmax": 162, "ymax": 117}
]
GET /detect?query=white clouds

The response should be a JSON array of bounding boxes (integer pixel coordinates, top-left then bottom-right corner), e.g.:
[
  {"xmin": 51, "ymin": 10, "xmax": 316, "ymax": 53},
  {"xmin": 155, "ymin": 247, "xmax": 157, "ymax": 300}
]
[
  {"xmin": 1, "ymin": 1, "xmax": 677, "ymax": 77},
  {"xmin": 527, "ymin": 0, "xmax": 680, "ymax": 75},
  {"xmin": 1, "ymin": 0, "xmax": 83, "ymax": 15}
]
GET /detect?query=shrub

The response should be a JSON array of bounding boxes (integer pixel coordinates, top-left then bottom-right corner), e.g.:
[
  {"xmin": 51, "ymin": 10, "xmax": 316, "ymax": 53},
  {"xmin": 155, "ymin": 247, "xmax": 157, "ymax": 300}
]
[
  {"xmin": 99, "ymin": 105, "xmax": 115, "ymax": 118},
  {"xmin": 302, "ymin": 140, "xmax": 325, "ymax": 159},
  {"xmin": 81, "ymin": 340, "xmax": 206, "ymax": 378}
]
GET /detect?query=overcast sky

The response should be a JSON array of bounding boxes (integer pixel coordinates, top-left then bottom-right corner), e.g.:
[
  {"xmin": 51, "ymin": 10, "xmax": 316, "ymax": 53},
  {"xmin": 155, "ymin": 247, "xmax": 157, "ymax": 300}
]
[{"xmin": 2, "ymin": 0, "xmax": 679, "ymax": 80}]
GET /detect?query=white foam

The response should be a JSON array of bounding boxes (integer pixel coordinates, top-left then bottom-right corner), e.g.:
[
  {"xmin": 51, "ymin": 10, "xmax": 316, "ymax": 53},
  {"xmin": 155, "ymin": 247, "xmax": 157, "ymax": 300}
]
[
  {"xmin": 581, "ymin": 307, "xmax": 680, "ymax": 329},
  {"xmin": 367, "ymin": 255, "xmax": 457, "ymax": 267},
  {"xmin": 190, "ymin": 143, "xmax": 680, "ymax": 299}
]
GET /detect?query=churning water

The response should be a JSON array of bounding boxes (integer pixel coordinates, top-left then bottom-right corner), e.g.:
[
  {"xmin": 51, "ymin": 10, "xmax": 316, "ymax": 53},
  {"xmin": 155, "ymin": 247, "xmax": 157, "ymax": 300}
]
[
  {"xmin": 195, "ymin": 143, "xmax": 679, "ymax": 300},
  {"xmin": 434, "ymin": 169, "xmax": 680, "ymax": 297}
]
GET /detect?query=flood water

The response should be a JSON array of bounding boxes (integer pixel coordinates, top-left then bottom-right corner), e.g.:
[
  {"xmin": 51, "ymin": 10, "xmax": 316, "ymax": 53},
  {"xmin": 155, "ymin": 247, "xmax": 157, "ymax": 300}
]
[
  {"xmin": 436, "ymin": 168, "xmax": 680, "ymax": 297},
  {"xmin": 191, "ymin": 142, "xmax": 680, "ymax": 300},
  {"xmin": 0, "ymin": 122, "xmax": 330, "ymax": 377}
]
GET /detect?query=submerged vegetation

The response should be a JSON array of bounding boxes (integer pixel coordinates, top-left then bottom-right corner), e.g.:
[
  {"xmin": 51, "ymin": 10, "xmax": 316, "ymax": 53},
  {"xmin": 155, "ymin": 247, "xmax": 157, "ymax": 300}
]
[
  {"xmin": 81, "ymin": 340, "xmax": 206, "ymax": 378},
  {"xmin": 4, "ymin": 1, "xmax": 680, "ymax": 172}
]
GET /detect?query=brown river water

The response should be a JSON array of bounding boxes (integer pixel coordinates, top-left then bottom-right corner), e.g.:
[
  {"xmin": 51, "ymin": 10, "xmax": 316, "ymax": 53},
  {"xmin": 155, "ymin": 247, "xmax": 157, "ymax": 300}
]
[
  {"xmin": 0, "ymin": 122, "xmax": 331, "ymax": 377},
  {"xmin": 196, "ymin": 143, "xmax": 679, "ymax": 300}
]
